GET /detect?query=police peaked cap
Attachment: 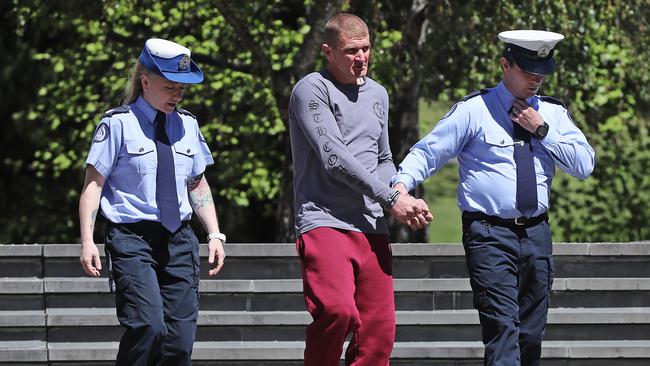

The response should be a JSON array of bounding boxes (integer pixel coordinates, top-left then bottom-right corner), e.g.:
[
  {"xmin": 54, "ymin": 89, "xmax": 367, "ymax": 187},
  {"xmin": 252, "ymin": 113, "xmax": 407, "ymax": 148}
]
[
  {"xmin": 499, "ymin": 30, "xmax": 564, "ymax": 76},
  {"xmin": 139, "ymin": 38, "xmax": 204, "ymax": 84}
]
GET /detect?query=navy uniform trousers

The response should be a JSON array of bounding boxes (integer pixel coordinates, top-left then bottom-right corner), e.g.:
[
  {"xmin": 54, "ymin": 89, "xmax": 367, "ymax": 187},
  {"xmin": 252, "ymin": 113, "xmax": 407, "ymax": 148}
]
[
  {"xmin": 462, "ymin": 213, "xmax": 554, "ymax": 366},
  {"xmin": 105, "ymin": 220, "xmax": 200, "ymax": 366}
]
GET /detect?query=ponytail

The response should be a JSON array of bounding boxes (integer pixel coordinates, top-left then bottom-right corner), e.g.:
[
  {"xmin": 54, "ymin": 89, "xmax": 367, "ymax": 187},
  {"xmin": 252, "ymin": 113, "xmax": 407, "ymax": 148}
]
[{"xmin": 121, "ymin": 61, "xmax": 149, "ymax": 105}]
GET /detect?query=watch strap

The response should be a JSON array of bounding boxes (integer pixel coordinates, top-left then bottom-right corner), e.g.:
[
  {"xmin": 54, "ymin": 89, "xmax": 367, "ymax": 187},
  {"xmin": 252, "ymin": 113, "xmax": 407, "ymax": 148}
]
[{"xmin": 534, "ymin": 121, "xmax": 549, "ymax": 139}]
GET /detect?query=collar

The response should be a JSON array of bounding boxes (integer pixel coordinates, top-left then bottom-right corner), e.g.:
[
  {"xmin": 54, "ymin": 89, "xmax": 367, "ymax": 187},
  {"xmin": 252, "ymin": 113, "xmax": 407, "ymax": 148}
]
[
  {"xmin": 321, "ymin": 68, "xmax": 365, "ymax": 90},
  {"xmin": 134, "ymin": 96, "xmax": 159, "ymax": 125},
  {"xmin": 495, "ymin": 81, "xmax": 539, "ymax": 111}
]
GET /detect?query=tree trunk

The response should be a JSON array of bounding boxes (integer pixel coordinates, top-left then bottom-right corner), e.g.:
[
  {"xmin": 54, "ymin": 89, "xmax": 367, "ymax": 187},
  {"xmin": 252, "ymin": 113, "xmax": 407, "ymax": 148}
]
[
  {"xmin": 274, "ymin": 0, "xmax": 344, "ymax": 243},
  {"xmin": 387, "ymin": 0, "xmax": 430, "ymax": 243},
  {"xmin": 389, "ymin": 80, "xmax": 427, "ymax": 243}
]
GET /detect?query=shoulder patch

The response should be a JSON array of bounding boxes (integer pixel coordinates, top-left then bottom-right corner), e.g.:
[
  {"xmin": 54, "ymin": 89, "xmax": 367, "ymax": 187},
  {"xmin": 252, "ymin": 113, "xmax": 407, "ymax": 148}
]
[
  {"xmin": 101, "ymin": 105, "xmax": 130, "ymax": 119},
  {"xmin": 461, "ymin": 88, "xmax": 488, "ymax": 102},
  {"xmin": 177, "ymin": 108, "xmax": 196, "ymax": 119},
  {"xmin": 93, "ymin": 123, "xmax": 110, "ymax": 143},
  {"xmin": 539, "ymin": 96, "xmax": 566, "ymax": 107}
]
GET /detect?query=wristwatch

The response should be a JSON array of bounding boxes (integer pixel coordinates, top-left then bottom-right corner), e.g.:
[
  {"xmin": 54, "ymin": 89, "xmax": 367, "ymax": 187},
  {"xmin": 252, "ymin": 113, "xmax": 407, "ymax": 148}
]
[
  {"xmin": 534, "ymin": 121, "xmax": 549, "ymax": 140},
  {"xmin": 207, "ymin": 232, "xmax": 226, "ymax": 244}
]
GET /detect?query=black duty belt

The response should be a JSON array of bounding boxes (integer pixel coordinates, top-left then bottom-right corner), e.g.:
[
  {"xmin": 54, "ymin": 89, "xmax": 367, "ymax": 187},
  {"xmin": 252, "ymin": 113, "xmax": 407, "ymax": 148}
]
[
  {"xmin": 109, "ymin": 220, "xmax": 191, "ymax": 235},
  {"xmin": 462, "ymin": 211, "xmax": 548, "ymax": 229}
]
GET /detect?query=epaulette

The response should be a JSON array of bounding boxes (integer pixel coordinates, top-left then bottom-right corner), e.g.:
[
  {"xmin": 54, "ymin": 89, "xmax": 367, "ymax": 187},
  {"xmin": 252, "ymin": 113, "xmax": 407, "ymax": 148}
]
[
  {"xmin": 439, "ymin": 89, "xmax": 488, "ymax": 120},
  {"xmin": 101, "ymin": 105, "xmax": 130, "ymax": 118},
  {"xmin": 539, "ymin": 95, "xmax": 566, "ymax": 107},
  {"xmin": 177, "ymin": 108, "xmax": 196, "ymax": 119},
  {"xmin": 461, "ymin": 88, "xmax": 488, "ymax": 102}
]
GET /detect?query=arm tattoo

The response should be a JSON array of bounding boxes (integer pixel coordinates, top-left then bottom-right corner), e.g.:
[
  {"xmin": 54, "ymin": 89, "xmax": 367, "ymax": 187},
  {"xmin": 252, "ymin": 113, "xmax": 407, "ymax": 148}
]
[
  {"xmin": 189, "ymin": 176, "xmax": 214, "ymax": 210},
  {"xmin": 187, "ymin": 173, "xmax": 204, "ymax": 191}
]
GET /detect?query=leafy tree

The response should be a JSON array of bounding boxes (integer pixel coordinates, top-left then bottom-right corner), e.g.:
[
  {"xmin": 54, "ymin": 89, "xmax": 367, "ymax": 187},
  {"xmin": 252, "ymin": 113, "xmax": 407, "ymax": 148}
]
[
  {"xmin": 371, "ymin": 0, "xmax": 650, "ymax": 242},
  {"xmin": 1, "ymin": 0, "xmax": 648, "ymax": 244},
  {"xmin": 1, "ymin": 0, "xmax": 341, "ymax": 243}
]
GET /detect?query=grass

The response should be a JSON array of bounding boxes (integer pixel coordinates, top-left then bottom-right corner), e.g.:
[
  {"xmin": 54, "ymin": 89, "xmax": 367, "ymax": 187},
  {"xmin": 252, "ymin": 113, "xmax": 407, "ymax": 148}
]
[{"xmin": 417, "ymin": 99, "xmax": 463, "ymax": 243}]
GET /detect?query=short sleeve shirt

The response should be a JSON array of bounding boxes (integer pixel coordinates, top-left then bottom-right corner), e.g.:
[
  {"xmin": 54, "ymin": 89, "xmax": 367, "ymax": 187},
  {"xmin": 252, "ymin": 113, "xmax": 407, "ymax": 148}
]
[{"xmin": 85, "ymin": 96, "xmax": 214, "ymax": 223}]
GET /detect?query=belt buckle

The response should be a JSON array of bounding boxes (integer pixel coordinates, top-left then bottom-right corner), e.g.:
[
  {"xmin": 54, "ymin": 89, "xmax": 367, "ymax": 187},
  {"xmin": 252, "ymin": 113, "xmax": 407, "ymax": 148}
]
[{"xmin": 514, "ymin": 216, "xmax": 527, "ymax": 226}]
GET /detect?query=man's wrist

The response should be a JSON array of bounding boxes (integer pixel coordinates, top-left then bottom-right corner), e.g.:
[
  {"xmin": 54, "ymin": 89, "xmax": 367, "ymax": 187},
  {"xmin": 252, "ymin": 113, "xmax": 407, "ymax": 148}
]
[
  {"xmin": 384, "ymin": 190, "xmax": 401, "ymax": 209},
  {"xmin": 207, "ymin": 232, "xmax": 226, "ymax": 244},
  {"xmin": 393, "ymin": 182, "xmax": 408, "ymax": 195},
  {"xmin": 533, "ymin": 121, "xmax": 549, "ymax": 139}
]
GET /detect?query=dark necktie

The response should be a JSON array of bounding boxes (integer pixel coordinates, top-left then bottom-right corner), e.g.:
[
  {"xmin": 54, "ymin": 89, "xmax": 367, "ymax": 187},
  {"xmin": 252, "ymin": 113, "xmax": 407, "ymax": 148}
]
[
  {"xmin": 511, "ymin": 108, "xmax": 538, "ymax": 217},
  {"xmin": 155, "ymin": 111, "xmax": 181, "ymax": 232}
]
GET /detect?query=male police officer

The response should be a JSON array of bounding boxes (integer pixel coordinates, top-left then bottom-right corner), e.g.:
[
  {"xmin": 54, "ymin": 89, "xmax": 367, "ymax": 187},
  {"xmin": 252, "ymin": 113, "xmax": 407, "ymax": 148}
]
[{"xmin": 392, "ymin": 30, "xmax": 595, "ymax": 365}]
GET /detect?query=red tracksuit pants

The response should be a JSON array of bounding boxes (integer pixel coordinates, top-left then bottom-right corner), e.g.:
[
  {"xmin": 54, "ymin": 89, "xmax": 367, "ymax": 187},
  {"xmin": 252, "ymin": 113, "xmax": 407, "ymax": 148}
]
[{"xmin": 296, "ymin": 227, "xmax": 395, "ymax": 366}]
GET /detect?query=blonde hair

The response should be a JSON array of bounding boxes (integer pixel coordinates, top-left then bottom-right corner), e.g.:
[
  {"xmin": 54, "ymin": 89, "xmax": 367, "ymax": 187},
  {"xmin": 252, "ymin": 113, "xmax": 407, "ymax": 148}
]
[
  {"xmin": 323, "ymin": 13, "xmax": 369, "ymax": 48},
  {"xmin": 121, "ymin": 61, "xmax": 151, "ymax": 105}
]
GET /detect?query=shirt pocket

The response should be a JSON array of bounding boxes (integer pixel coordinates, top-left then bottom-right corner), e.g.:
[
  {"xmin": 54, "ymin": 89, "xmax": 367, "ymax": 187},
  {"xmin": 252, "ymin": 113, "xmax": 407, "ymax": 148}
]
[
  {"xmin": 484, "ymin": 130, "xmax": 516, "ymax": 148},
  {"xmin": 483, "ymin": 130, "xmax": 516, "ymax": 160},
  {"xmin": 173, "ymin": 140, "xmax": 197, "ymax": 177},
  {"xmin": 125, "ymin": 140, "xmax": 156, "ymax": 174}
]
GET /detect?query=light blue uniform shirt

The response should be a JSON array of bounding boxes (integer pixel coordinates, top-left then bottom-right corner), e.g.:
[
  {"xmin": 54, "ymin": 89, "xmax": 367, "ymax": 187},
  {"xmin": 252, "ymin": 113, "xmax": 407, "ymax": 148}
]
[
  {"xmin": 392, "ymin": 81, "xmax": 595, "ymax": 218},
  {"xmin": 85, "ymin": 96, "xmax": 214, "ymax": 224}
]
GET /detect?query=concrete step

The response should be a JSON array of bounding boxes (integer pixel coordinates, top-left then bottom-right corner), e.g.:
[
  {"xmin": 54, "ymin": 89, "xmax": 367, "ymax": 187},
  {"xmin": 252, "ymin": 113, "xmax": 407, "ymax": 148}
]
[
  {"xmin": 2, "ymin": 340, "xmax": 649, "ymax": 365},
  {"xmin": 3, "ymin": 308, "xmax": 649, "ymax": 343},
  {"xmin": 2, "ymin": 243, "xmax": 649, "ymax": 364},
  {"xmin": 0, "ymin": 341, "xmax": 47, "ymax": 363},
  {"xmin": 0, "ymin": 311, "xmax": 45, "ymax": 342},
  {"xmin": 3, "ymin": 243, "xmax": 650, "ymax": 278},
  {"xmin": 0, "ymin": 278, "xmax": 44, "ymax": 312},
  {"xmin": 3, "ymin": 277, "xmax": 649, "ymax": 311}
]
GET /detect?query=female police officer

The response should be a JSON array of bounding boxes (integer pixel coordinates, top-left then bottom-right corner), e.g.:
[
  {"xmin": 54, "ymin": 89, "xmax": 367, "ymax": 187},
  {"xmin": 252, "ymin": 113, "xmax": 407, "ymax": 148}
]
[{"xmin": 78, "ymin": 38, "xmax": 225, "ymax": 365}]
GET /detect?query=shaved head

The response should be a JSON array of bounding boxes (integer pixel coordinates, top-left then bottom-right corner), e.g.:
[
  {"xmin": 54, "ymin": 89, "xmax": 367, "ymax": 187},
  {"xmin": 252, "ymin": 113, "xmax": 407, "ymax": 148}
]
[{"xmin": 324, "ymin": 13, "xmax": 369, "ymax": 48}]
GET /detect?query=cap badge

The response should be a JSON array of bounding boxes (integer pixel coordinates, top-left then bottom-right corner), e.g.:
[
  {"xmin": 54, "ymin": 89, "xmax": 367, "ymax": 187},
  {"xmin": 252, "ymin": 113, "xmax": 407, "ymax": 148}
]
[
  {"xmin": 178, "ymin": 55, "xmax": 191, "ymax": 71},
  {"xmin": 537, "ymin": 45, "xmax": 550, "ymax": 58}
]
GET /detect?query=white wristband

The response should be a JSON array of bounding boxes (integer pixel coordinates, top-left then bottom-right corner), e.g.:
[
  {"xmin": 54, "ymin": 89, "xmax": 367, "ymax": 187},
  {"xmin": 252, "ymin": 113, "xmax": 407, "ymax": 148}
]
[{"xmin": 207, "ymin": 232, "xmax": 226, "ymax": 244}]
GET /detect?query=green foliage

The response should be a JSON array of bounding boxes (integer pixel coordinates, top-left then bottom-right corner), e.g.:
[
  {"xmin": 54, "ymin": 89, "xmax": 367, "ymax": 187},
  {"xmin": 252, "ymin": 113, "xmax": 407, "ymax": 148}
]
[
  {"xmin": 546, "ymin": 1, "xmax": 650, "ymax": 242},
  {"xmin": 1, "ymin": 0, "xmax": 649, "ymax": 243},
  {"xmin": 1, "ymin": 0, "xmax": 309, "ymax": 242},
  {"xmin": 389, "ymin": 0, "xmax": 650, "ymax": 242},
  {"xmin": 418, "ymin": 100, "xmax": 462, "ymax": 243}
]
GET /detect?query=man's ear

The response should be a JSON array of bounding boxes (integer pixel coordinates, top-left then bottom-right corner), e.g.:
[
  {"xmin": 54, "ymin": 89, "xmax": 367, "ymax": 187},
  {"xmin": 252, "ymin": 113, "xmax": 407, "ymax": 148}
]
[
  {"xmin": 322, "ymin": 43, "xmax": 331, "ymax": 60},
  {"xmin": 499, "ymin": 57, "xmax": 510, "ymax": 72}
]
